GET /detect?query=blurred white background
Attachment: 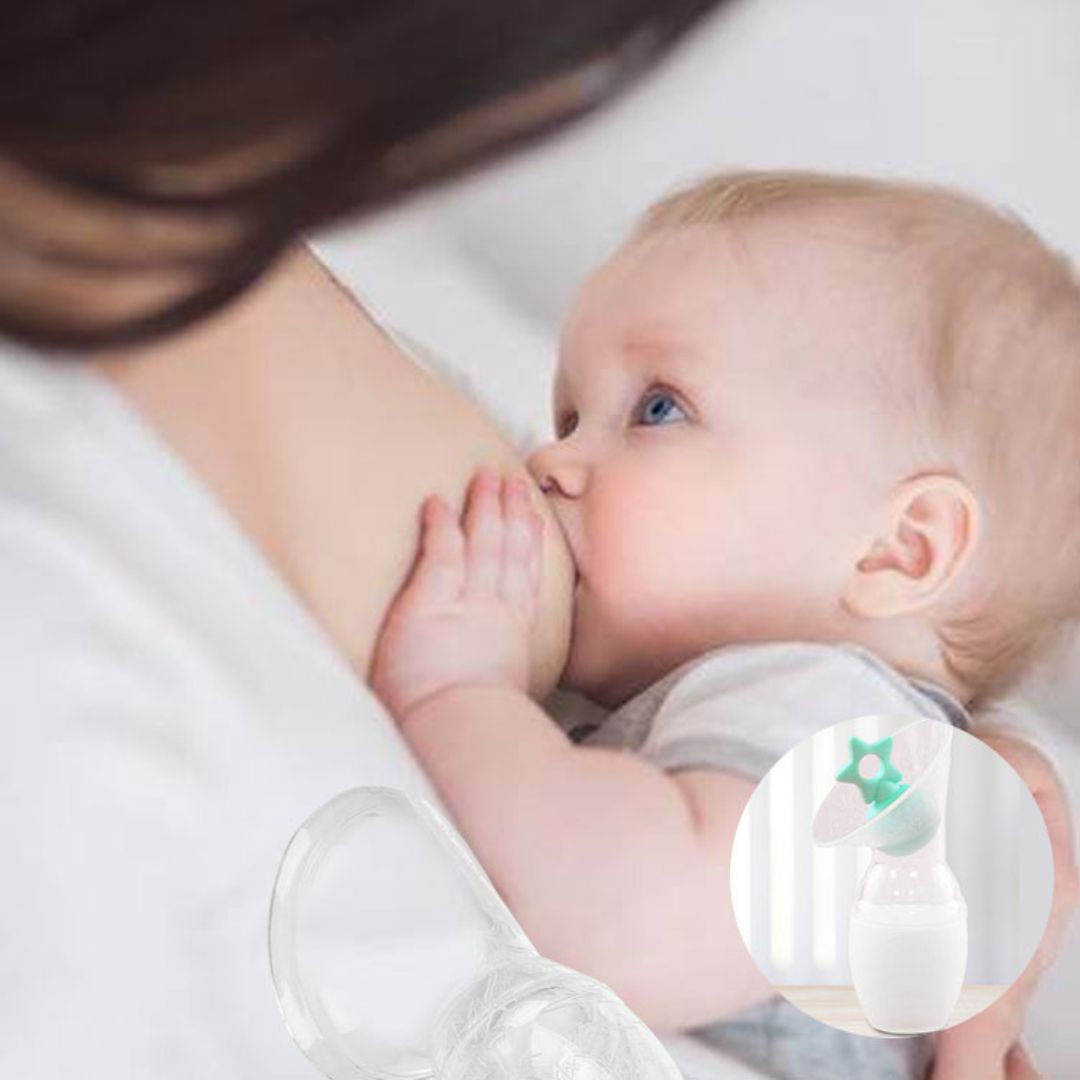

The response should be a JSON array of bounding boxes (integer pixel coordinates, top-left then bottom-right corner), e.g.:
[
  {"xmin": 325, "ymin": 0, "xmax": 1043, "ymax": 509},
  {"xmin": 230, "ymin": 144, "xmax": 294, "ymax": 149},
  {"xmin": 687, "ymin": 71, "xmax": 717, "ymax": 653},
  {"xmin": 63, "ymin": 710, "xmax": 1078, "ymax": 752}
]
[{"xmin": 309, "ymin": 1, "xmax": 1080, "ymax": 1073}]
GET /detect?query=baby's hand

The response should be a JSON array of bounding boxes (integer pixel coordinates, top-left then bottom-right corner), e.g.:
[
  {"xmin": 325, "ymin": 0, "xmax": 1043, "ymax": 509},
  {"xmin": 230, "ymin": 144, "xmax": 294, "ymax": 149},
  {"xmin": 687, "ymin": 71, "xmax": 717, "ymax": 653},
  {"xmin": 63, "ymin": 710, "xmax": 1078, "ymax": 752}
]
[{"xmin": 370, "ymin": 467, "xmax": 544, "ymax": 719}]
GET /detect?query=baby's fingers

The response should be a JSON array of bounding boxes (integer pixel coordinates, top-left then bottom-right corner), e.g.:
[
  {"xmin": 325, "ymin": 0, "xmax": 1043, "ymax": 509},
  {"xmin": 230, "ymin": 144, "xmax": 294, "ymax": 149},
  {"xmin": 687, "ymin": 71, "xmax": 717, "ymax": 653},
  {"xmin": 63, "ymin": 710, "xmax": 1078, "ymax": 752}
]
[
  {"xmin": 464, "ymin": 467, "xmax": 503, "ymax": 597},
  {"xmin": 406, "ymin": 494, "xmax": 464, "ymax": 605},
  {"xmin": 500, "ymin": 476, "xmax": 542, "ymax": 618}
]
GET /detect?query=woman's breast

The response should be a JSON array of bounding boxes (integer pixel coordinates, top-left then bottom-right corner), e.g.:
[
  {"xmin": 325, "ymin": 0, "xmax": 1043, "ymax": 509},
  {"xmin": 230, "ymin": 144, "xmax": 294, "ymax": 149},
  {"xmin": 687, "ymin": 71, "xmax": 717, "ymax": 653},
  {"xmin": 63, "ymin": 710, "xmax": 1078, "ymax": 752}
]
[
  {"xmin": 338, "ymin": 339, "xmax": 576, "ymax": 698},
  {"xmin": 96, "ymin": 243, "xmax": 575, "ymax": 701}
]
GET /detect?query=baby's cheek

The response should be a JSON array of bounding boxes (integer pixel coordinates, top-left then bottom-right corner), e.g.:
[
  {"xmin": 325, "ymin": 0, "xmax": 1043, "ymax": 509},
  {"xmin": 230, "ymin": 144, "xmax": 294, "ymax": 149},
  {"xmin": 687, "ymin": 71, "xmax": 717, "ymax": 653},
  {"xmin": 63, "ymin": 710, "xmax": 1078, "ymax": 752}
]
[
  {"xmin": 589, "ymin": 517, "xmax": 696, "ymax": 639},
  {"xmin": 590, "ymin": 489, "xmax": 756, "ymax": 641}
]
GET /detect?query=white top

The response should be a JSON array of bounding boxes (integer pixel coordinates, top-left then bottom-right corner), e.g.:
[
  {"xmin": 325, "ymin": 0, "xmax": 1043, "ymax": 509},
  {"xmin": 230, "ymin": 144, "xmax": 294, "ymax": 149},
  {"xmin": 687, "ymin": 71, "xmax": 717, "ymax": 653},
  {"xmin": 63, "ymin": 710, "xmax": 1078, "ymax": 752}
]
[{"xmin": 0, "ymin": 339, "xmax": 445, "ymax": 1078}]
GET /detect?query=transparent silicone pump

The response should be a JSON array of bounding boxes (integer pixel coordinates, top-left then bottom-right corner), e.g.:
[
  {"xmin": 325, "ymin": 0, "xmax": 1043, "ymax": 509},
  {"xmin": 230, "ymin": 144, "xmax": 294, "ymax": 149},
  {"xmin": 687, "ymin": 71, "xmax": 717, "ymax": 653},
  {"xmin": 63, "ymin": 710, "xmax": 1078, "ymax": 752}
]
[
  {"xmin": 268, "ymin": 786, "xmax": 684, "ymax": 1079},
  {"xmin": 812, "ymin": 719, "xmax": 967, "ymax": 1033}
]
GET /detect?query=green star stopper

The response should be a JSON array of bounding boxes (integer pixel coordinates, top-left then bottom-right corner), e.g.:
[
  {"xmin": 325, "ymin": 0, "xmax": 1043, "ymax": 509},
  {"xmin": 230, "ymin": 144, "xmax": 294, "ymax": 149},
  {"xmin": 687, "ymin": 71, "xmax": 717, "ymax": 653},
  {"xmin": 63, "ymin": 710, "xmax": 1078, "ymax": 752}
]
[{"xmin": 836, "ymin": 736, "xmax": 910, "ymax": 821}]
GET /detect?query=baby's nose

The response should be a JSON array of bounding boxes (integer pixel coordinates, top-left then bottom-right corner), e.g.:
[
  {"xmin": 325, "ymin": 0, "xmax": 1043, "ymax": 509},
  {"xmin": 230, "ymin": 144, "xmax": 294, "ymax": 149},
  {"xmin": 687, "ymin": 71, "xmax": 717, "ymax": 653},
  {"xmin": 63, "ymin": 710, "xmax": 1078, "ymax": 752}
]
[
  {"xmin": 525, "ymin": 443, "xmax": 556, "ymax": 493},
  {"xmin": 526, "ymin": 441, "xmax": 587, "ymax": 499}
]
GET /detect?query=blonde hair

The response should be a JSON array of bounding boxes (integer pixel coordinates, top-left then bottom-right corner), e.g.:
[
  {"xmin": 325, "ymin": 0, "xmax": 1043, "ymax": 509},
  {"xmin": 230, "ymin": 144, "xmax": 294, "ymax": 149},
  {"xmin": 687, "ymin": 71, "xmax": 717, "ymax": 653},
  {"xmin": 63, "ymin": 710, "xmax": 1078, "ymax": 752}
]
[{"xmin": 634, "ymin": 169, "xmax": 1080, "ymax": 709}]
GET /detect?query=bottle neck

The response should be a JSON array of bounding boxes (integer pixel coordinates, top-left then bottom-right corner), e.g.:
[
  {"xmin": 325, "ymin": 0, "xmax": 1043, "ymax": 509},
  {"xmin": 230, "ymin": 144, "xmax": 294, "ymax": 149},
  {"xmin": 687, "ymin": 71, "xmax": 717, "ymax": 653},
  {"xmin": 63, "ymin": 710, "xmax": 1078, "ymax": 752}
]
[{"xmin": 860, "ymin": 822, "xmax": 964, "ymax": 908}]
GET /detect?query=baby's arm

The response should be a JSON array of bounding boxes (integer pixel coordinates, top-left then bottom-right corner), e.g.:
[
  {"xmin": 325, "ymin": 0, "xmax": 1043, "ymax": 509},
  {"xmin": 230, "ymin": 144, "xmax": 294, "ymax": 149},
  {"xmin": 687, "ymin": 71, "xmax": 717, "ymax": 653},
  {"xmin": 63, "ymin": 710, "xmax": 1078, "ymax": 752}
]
[
  {"xmin": 370, "ymin": 467, "xmax": 771, "ymax": 1033},
  {"xmin": 399, "ymin": 684, "xmax": 767, "ymax": 1031}
]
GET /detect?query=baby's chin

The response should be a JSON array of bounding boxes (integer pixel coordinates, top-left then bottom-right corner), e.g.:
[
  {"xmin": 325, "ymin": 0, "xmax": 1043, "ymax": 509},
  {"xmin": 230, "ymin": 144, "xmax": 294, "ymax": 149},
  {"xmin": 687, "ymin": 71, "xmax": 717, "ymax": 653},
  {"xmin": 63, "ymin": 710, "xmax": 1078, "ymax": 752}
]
[
  {"xmin": 557, "ymin": 582, "xmax": 693, "ymax": 707},
  {"xmin": 556, "ymin": 633, "xmax": 645, "ymax": 710},
  {"xmin": 560, "ymin": 606, "xmax": 716, "ymax": 707}
]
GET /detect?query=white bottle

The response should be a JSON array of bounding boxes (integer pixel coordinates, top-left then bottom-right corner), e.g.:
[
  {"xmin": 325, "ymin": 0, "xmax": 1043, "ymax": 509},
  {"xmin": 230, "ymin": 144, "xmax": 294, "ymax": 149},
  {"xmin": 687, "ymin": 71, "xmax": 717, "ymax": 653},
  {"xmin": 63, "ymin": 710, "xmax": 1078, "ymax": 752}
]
[{"xmin": 850, "ymin": 900, "xmax": 967, "ymax": 1034}]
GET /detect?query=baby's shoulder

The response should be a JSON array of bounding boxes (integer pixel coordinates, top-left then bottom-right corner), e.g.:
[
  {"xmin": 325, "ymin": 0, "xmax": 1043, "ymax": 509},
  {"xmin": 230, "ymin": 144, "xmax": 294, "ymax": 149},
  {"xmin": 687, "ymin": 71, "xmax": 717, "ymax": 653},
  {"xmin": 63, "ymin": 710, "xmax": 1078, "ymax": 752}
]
[
  {"xmin": 662, "ymin": 639, "xmax": 920, "ymax": 713},
  {"xmin": 641, "ymin": 641, "xmax": 963, "ymax": 777}
]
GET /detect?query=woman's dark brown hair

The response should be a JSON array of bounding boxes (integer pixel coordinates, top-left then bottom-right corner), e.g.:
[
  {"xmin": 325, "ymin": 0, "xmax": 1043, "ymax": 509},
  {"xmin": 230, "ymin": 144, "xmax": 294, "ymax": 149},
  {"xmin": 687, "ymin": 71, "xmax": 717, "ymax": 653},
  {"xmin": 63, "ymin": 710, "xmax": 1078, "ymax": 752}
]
[{"xmin": 1, "ymin": 0, "xmax": 727, "ymax": 352}]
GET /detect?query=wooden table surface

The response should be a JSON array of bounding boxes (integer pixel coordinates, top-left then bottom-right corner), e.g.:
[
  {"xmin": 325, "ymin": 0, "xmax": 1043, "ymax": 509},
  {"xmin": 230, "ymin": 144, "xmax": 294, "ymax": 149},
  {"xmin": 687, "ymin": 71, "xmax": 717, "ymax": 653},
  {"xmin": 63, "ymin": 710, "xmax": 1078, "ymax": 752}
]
[{"xmin": 777, "ymin": 986, "xmax": 1006, "ymax": 1037}]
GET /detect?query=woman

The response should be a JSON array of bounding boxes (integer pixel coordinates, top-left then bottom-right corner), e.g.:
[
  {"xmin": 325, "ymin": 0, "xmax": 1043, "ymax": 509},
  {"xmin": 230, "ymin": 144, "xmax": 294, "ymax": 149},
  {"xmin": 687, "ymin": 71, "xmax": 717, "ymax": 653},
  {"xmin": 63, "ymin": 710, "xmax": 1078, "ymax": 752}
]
[
  {"xmin": 0, "ymin": 3, "xmax": 727, "ymax": 1076},
  {"xmin": 1, "ymin": 5, "xmax": 1070, "ymax": 1079}
]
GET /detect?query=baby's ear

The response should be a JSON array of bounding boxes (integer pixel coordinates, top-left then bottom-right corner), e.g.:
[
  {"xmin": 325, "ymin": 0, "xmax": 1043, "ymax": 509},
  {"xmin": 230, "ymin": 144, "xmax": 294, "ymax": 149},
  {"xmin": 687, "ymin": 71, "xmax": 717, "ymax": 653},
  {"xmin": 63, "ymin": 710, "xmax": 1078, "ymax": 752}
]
[{"xmin": 841, "ymin": 474, "xmax": 982, "ymax": 619}]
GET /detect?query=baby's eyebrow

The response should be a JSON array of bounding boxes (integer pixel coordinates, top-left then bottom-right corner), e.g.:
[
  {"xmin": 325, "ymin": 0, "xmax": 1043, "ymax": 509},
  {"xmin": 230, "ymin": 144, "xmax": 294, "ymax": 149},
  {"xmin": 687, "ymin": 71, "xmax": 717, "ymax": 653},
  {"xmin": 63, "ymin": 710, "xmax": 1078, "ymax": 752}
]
[
  {"xmin": 623, "ymin": 341, "xmax": 715, "ymax": 401},
  {"xmin": 551, "ymin": 338, "xmax": 708, "ymax": 410},
  {"xmin": 624, "ymin": 334, "xmax": 708, "ymax": 369}
]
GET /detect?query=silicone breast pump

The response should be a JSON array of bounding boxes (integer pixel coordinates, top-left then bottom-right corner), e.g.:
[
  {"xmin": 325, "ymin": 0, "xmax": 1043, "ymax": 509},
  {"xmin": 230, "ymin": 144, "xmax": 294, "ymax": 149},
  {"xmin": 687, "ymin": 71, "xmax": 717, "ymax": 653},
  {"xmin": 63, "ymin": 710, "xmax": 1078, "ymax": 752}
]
[
  {"xmin": 812, "ymin": 718, "xmax": 967, "ymax": 1034},
  {"xmin": 268, "ymin": 786, "xmax": 683, "ymax": 1080}
]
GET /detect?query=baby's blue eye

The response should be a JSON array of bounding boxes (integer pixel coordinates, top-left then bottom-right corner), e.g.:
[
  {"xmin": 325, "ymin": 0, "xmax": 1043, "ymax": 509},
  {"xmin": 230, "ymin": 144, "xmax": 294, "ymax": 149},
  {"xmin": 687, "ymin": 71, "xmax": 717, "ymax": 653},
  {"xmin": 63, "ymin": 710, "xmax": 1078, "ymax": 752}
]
[{"xmin": 635, "ymin": 388, "xmax": 687, "ymax": 427}]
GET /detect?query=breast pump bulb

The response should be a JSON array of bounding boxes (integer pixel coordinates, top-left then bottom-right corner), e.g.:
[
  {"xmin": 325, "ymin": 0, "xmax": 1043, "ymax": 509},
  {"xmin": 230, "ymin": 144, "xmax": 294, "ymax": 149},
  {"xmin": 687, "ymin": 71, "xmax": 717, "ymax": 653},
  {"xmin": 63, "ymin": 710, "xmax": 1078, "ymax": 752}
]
[
  {"xmin": 268, "ymin": 786, "xmax": 683, "ymax": 1080},
  {"xmin": 812, "ymin": 719, "xmax": 968, "ymax": 1035}
]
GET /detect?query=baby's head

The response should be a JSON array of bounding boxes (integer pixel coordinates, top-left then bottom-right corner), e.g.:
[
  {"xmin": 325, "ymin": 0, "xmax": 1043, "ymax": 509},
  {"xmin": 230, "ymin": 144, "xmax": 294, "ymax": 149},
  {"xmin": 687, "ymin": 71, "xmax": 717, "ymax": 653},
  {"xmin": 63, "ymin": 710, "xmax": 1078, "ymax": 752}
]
[{"xmin": 527, "ymin": 170, "xmax": 1080, "ymax": 711}]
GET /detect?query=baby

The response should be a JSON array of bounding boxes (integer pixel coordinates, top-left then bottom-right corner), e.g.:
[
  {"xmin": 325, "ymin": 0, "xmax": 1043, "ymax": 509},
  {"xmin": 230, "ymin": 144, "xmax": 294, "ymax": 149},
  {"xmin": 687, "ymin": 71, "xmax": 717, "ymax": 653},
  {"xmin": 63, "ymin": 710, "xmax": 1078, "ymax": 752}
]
[{"xmin": 370, "ymin": 171, "xmax": 1079, "ymax": 1078}]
